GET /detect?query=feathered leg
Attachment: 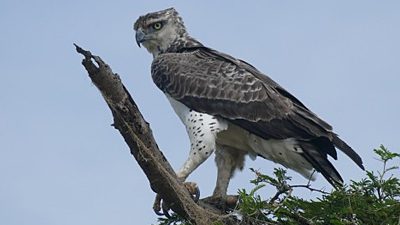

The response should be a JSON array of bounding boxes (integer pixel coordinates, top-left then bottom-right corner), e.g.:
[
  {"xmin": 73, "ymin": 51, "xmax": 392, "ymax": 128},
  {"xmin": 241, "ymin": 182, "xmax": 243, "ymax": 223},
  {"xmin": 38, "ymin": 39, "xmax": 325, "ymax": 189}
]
[{"xmin": 213, "ymin": 145, "xmax": 246, "ymax": 198}]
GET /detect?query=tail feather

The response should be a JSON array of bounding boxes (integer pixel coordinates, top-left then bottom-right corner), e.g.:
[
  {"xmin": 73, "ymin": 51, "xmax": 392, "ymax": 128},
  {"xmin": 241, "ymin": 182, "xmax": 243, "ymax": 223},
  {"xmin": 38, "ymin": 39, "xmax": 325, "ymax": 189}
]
[
  {"xmin": 332, "ymin": 134, "xmax": 365, "ymax": 170},
  {"xmin": 299, "ymin": 141, "xmax": 344, "ymax": 187}
]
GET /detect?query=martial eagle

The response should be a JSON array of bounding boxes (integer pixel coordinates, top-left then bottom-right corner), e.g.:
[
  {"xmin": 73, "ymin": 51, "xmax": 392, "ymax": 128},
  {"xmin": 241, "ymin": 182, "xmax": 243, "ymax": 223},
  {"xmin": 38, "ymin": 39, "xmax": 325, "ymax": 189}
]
[{"xmin": 134, "ymin": 8, "xmax": 364, "ymax": 203}]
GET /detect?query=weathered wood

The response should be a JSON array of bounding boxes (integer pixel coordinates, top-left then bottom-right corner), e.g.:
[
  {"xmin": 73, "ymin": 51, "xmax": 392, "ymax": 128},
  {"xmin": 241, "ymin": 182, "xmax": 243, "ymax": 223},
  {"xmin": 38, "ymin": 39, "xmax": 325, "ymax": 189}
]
[{"xmin": 74, "ymin": 44, "xmax": 238, "ymax": 225}]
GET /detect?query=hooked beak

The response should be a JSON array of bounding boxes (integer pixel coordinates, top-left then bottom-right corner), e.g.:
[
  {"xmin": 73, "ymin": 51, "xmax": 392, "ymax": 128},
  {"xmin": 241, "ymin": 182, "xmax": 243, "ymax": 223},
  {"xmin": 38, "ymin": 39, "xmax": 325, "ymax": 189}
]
[{"xmin": 135, "ymin": 29, "xmax": 146, "ymax": 47}]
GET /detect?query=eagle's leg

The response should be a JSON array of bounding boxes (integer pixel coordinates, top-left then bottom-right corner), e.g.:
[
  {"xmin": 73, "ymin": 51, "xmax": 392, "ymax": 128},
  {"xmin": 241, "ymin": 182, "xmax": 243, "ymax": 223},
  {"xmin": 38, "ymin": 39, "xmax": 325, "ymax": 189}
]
[
  {"xmin": 212, "ymin": 145, "xmax": 245, "ymax": 207},
  {"xmin": 174, "ymin": 149, "xmax": 213, "ymax": 199},
  {"xmin": 153, "ymin": 148, "xmax": 212, "ymax": 215}
]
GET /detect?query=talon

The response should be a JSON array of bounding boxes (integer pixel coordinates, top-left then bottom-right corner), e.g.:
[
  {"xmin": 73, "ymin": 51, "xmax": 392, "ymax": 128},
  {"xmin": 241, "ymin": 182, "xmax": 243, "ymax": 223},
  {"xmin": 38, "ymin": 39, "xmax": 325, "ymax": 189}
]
[
  {"xmin": 162, "ymin": 201, "xmax": 171, "ymax": 218},
  {"xmin": 193, "ymin": 186, "xmax": 200, "ymax": 202},
  {"xmin": 184, "ymin": 182, "xmax": 200, "ymax": 202},
  {"xmin": 153, "ymin": 194, "xmax": 164, "ymax": 216},
  {"xmin": 153, "ymin": 208, "xmax": 165, "ymax": 216},
  {"xmin": 152, "ymin": 182, "xmax": 200, "ymax": 217}
]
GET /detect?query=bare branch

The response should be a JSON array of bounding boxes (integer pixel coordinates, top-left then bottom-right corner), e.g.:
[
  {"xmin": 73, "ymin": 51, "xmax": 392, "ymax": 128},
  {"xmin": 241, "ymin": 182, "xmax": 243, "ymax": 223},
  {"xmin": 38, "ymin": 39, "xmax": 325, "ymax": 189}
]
[
  {"xmin": 74, "ymin": 44, "xmax": 238, "ymax": 225},
  {"xmin": 289, "ymin": 184, "xmax": 330, "ymax": 195}
]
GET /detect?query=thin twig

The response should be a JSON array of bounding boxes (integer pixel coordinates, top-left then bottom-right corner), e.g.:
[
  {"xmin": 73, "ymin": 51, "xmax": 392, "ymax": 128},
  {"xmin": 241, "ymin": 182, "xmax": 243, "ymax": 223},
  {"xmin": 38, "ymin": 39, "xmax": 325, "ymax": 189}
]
[{"xmin": 290, "ymin": 184, "xmax": 330, "ymax": 195}]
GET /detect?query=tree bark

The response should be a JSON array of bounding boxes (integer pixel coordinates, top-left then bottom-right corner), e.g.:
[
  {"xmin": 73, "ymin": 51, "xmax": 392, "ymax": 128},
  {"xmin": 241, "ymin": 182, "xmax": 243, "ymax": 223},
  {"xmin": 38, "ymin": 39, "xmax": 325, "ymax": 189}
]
[{"xmin": 74, "ymin": 44, "xmax": 237, "ymax": 225}]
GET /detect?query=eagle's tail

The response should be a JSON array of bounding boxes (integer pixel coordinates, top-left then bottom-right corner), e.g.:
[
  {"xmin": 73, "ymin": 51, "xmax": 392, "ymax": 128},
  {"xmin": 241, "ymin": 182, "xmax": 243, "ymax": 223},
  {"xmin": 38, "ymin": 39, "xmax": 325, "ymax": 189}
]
[
  {"xmin": 332, "ymin": 134, "xmax": 365, "ymax": 170},
  {"xmin": 299, "ymin": 140, "xmax": 344, "ymax": 187}
]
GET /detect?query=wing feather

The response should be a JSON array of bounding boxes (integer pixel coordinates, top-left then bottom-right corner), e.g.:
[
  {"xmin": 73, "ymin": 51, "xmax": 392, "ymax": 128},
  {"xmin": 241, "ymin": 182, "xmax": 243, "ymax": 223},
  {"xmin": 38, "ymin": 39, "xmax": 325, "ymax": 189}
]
[{"xmin": 151, "ymin": 46, "xmax": 364, "ymax": 170}]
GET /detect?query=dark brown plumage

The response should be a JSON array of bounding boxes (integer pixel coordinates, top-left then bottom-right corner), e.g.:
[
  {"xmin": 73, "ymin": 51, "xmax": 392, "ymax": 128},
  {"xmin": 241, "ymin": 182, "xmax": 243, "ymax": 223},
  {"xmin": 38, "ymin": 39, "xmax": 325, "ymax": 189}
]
[
  {"xmin": 135, "ymin": 8, "xmax": 364, "ymax": 191},
  {"xmin": 151, "ymin": 46, "xmax": 364, "ymax": 186}
]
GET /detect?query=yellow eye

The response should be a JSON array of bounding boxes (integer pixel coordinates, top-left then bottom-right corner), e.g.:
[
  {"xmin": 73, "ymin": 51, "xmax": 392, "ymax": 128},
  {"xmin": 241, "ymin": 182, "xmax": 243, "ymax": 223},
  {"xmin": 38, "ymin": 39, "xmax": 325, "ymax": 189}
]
[{"xmin": 152, "ymin": 22, "xmax": 162, "ymax": 30}]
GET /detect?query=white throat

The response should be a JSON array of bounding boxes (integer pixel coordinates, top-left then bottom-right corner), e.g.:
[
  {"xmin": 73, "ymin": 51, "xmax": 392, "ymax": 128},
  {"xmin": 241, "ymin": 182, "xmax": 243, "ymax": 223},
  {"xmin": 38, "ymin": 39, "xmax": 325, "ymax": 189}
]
[{"xmin": 144, "ymin": 28, "xmax": 182, "ymax": 57}]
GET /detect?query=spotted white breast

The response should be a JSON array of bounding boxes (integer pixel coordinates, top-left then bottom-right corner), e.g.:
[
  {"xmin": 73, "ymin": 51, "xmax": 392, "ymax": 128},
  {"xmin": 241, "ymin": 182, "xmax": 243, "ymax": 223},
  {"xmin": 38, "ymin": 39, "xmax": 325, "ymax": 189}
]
[{"xmin": 166, "ymin": 94, "xmax": 315, "ymax": 181}]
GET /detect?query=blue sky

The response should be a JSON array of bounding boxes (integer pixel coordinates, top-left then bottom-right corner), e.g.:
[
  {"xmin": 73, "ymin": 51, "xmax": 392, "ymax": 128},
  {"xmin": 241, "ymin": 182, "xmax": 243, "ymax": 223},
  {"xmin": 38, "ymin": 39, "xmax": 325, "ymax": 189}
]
[{"xmin": 1, "ymin": 1, "xmax": 399, "ymax": 224}]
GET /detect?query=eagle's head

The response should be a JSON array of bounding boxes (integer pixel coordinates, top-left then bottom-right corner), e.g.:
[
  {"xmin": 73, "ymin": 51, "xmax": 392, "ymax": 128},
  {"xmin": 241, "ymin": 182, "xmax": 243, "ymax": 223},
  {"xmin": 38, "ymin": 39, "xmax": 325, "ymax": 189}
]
[{"xmin": 134, "ymin": 8, "xmax": 189, "ymax": 57}]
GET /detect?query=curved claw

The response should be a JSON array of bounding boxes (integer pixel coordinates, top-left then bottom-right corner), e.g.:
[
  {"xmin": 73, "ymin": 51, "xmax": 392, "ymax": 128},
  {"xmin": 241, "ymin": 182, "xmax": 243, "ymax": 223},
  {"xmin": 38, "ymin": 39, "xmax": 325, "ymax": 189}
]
[
  {"xmin": 184, "ymin": 182, "xmax": 200, "ymax": 202},
  {"xmin": 192, "ymin": 185, "xmax": 200, "ymax": 202},
  {"xmin": 153, "ymin": 193, "xmax": 171, "ymax": 217},
  {"xmin": 153, "ymin": 208, "xmax": 165, "ymax": 216},
  {"xmin": 161, "ymin": 201, "xmax": 171, "ymax": 218},
  {"xmin": 153, "ymin": 182, "xmax": 201, "ymax": 217},
  {"xmin": 153, "ymin": 194, "xmax": 165, "ymax": 216}
]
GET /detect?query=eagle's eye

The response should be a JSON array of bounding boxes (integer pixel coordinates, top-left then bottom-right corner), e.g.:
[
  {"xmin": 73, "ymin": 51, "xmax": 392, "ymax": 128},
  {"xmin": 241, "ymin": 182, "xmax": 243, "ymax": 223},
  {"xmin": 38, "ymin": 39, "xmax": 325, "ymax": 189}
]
[{"xmin": 152, "ymin": 22, "xmax": 163, "ymax": 30}]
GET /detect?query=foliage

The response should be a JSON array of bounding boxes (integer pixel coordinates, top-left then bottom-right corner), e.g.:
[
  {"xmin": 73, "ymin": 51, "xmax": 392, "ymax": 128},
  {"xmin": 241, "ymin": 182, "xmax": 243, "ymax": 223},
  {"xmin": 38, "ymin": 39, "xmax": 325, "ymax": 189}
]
[
  {"xmin": 156, "ymin": 145, "xmax": 400, "ymax": 225},
  {"xmin": 157, "ymin": 213, "xmax": 191, "ymax": 225}
]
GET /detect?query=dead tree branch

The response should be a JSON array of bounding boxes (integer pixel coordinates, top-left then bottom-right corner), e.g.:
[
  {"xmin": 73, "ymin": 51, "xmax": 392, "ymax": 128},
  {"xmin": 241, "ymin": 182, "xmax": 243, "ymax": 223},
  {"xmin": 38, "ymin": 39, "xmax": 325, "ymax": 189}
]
[{"xmin": 74, "ymin": 44, "xmax": 238, "ymax": 225}]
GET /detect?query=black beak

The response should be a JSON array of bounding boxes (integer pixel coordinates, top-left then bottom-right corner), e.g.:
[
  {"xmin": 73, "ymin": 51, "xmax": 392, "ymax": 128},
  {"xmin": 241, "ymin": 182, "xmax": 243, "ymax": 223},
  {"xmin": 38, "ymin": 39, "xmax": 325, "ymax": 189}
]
[{"xmin": 135, "ymin": 30, "xmax": 146, "ymax": 47}]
